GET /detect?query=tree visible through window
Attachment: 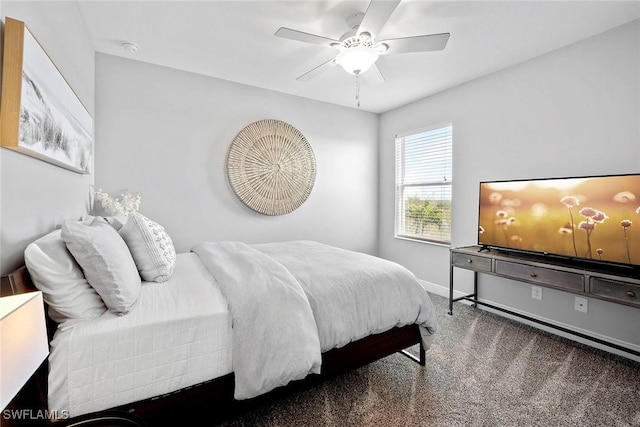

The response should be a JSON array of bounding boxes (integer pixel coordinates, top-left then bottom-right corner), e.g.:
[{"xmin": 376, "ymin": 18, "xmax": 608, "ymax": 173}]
[{"xmin": 395, "ymin": 123, "xmax": 452, "ymax": 244}]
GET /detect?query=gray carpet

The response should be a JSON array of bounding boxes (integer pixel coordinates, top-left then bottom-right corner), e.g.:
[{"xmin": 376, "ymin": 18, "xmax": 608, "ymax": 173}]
[{"xmin": 217, "ymin": 293, "xmax": 640, "ymax": 426}]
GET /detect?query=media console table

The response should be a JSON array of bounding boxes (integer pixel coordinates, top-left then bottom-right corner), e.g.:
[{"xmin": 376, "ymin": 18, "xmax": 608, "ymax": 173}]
[{"xmin": 449, "ymin": 246, "xmax": 640, "ymax": 357}]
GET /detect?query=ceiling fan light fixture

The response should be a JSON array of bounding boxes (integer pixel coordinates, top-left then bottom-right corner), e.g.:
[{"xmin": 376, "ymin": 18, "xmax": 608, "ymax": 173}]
[{"xmin": 336, "ymin": 45, "xmax": 379, "ymax": 74}]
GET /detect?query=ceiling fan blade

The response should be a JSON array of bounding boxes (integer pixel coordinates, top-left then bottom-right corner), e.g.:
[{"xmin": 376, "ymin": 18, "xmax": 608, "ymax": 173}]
[
  {"xmin": 275, "ymin": 27, "xmax": 338, "ymax": 47},
  {"xmin": 297, "ymin": 57, "xmax": 337, "ymax": 81},
  {"xmin": 382, "ymin": 33, "xmax": 450, "ymax": 54},
  {"xmin": 362, "ymin": 63, "xmax": 385, "ymax": 87},
  {"xmin": 357, "ymin": 0, "xmax": 401, "ymax": 37}
]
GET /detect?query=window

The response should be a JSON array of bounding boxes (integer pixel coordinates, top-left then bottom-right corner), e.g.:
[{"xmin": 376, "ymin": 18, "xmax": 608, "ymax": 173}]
[{"xmin": 395, "ymin": 123, "xmax": 452, "ymax": 244}]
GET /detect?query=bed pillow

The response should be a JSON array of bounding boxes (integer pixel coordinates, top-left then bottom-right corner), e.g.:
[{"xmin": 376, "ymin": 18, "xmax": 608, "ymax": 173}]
[
  {"xmin": 61, "ymin": 216, "xmax": 141, "ymax": 315},
  {"xmin": 81, "ymin": 214, "xmax": 127, "ymax": 232},
  {"xmin": 118, "ymin": 212, "xmax": 176, "ymax": 283},
  {"xmin": 24, "ymin": 229, "xmax": 107, "ymax": 326}
]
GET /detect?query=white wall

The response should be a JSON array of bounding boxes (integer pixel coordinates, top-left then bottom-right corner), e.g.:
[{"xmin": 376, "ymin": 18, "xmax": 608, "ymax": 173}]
[
  {"xmin": 94, "ymin": 53, "xmax": 379, "ymax": 255},
  {"xmin": 0, "ymin": 2, "xmax": 94, "ymax": 275},
  {"xmin": 379, "ymin": 20, "xmax": 640, "ymax": 353}
]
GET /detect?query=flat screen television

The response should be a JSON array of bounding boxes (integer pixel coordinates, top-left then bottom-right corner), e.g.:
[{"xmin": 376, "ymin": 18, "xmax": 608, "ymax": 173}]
[{"xmin": 477, "ymin": 173, "xmax": 640, "ymax": 272}]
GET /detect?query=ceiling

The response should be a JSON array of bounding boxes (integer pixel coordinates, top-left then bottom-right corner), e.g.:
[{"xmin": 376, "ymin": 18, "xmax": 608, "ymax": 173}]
[{"xmin": 77, "ymin": 1, "xmax": 640, "ymax": 113}]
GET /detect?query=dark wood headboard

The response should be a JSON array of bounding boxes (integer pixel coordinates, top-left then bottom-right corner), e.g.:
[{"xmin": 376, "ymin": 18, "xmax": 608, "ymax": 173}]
[{"xmin": 1, "ymin": 265, "xmax": 38, "ymax": 296}]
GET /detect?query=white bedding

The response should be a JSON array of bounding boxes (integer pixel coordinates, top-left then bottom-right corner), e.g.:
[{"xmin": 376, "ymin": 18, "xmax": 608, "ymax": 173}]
[
  {"xmin": 253, "ymin": 241, "xmax": 437, "ymax": 352},
  {"xmin": 47, "ymin": 253, "xmax": 232, "ymax": 419},
  {"xmin": 192, "ymin": 241, "xmax": 322, "ymax": 400},
  {"xmin": 47, "ymin": 241, "xmax": 437, "ymax": 419},
  {"xmin": 192, "ymin": 240, "xmax": 437, "ymax": 400}
]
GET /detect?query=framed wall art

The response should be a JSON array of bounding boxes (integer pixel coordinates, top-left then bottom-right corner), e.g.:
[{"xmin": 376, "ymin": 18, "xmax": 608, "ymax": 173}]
[{"xmin": 0, "ymin": 17, "xmax": 93, "ymax": 174}]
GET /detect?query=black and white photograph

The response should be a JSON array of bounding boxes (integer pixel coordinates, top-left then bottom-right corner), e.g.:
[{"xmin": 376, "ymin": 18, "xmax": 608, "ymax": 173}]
[{"xmin": 18, "ymin": 25, "xmax": 93, "ymax": 174}]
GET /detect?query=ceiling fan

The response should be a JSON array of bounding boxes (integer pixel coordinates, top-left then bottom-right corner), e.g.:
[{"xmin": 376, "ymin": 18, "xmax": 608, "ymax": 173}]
[{"xmin": 274, "ymin": 0, "xmax": 450, "ymax": 89}]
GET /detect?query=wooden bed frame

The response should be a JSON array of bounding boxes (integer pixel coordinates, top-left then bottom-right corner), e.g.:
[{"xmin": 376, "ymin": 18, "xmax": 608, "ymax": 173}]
[{"xmin": 2, "ymin": 266, "xmax": 426, "ymax": 426}]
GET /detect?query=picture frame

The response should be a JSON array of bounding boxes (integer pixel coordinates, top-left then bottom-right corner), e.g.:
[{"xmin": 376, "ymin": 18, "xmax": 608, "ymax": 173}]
[{"xmin": 0, "ymin": 17, "xmax": 93, "ymax": 174}]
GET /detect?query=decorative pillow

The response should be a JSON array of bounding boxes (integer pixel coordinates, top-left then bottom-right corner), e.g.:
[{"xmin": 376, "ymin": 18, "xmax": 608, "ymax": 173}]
[
  {"xmin": 118, "ymin": 213, "xmax": 176, "ymax": 282},
  {"xmin": 61, "ymin": 217, "xmax": 141, "ymax": 315},
  {"xmin": 24, "ymin": 229, "xmax": 107, "ymax": 326}
]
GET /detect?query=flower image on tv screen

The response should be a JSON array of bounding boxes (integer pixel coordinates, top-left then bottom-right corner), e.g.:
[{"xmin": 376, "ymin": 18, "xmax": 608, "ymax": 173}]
[{"xmin": 478, "ymin": 174, "xmax": 640, "ymax": 268}]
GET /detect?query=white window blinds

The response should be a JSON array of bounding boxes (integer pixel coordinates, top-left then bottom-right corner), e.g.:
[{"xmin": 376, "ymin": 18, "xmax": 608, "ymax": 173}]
[{"xmin": 395, "ymin": 123, "xmax": 452, "ymax": 244}]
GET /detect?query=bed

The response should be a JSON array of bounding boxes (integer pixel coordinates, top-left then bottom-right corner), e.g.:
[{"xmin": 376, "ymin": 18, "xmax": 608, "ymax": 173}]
[{"xmin": 7, "ymin": 213, "xmax": 437, "ymax": 426}]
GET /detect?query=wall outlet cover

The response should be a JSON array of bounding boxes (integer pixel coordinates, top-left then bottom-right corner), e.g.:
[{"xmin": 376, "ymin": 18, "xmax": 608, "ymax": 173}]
[
  {"xmin": 575, "ymin": 296, "xmax": 588, "ymax": 313},
  {"xmin": 531, "ymin": 285, "xmax": 543, "ymax": 300}
]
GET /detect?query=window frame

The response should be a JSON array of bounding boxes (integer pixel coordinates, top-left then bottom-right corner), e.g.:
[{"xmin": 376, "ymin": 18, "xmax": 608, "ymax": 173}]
[{"xmin": 394, "ymin": 122, "xmax": 453, "ymax": 245}]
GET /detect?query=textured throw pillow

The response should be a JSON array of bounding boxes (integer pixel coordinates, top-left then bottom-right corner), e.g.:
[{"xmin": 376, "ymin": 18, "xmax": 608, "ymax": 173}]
[
  {"xmin": 118, "ymin": 213, "xmax": 176, "ymax": 282},
  {"xmin": 61, "ymin": 217, "xmax": 141, "ymax": 315},
  {"xmin": 24, "ymin": 229, "xmax": 107, "ymax": 326}
]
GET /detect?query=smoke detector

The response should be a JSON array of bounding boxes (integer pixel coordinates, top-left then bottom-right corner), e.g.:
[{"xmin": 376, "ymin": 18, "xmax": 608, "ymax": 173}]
[{"xmin": 122, "ymin": 42, "xmax": 139, "ymax": 54}]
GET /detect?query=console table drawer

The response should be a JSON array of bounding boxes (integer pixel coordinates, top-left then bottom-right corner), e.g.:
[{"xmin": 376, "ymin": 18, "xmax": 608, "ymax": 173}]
[
  {"xmin": 451, "ymin": 253, "xmax": 492, "ymax": 272},
  {"xmin": 590, "ymin": 278, "xmax": 640, "ymax": 308},
  {"xmin": 495, "ymin": 260, "xmax": 584, "ymax": 292}
]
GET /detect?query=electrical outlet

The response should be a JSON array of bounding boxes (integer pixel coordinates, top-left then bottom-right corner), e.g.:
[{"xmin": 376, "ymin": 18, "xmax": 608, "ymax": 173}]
[
  {"xmin": 531, "ymin": 285, "xmax": 543, "ymax": 300},
  {"xmin": 575, "ymin": 296, "xmax": 588, "ymax": 313}
]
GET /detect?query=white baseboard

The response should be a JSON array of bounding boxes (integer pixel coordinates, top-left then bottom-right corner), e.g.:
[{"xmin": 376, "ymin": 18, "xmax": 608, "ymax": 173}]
[
  {"xmin": 419, "ymin": 279, "xmax": 640, "ymax": 363},
  {"xmin": 419, "ymin": 280, "xmax": 475, "ymax": 306}
]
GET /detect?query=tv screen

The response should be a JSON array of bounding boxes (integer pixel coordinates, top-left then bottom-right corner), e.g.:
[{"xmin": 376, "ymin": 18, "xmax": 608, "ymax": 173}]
[{"xmin": 478, "ymin": 174, "xmax": 640, "ymax": 269}]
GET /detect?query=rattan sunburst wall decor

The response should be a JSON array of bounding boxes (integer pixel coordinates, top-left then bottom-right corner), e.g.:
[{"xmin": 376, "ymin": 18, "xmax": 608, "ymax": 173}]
[{"xmin": 227, "ymin": 119, "xmax": 317, "ymax": 215}]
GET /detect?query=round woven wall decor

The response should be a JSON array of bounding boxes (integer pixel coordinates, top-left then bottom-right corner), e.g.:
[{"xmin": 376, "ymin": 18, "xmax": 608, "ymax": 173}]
[{"xmin": 227, "ymin": 119, "xmax": 316, "ymax": 215}]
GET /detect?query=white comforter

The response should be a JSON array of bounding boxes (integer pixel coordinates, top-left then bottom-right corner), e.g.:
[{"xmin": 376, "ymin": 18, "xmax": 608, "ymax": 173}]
[
  {"xmin": 191, "ymin": 241, "xmax": 322, "ymax": 399},
  {"xmin": 254, "ymin": 241, "xmax": 437, "ymax": 351},
  {"xmin": 192, "ymin": 240, "xmax": 437, "ymax": 400}
]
